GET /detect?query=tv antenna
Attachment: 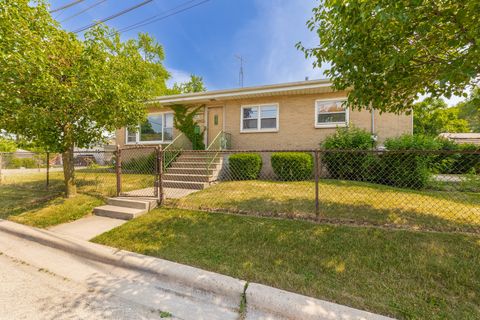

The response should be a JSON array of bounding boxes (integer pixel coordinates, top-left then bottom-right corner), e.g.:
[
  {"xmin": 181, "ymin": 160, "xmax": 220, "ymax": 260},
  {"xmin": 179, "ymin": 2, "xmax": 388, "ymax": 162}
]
[{"xmin": 235, "ymin": 55, "xmax": 245, "ymax": 87}]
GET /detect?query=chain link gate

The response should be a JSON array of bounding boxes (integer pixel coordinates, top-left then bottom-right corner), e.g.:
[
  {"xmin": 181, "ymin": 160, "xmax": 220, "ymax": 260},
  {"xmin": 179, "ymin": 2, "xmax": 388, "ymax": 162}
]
[{"xmin": 115, "ymin": 146, "xmax": 162, "ymax": 199}]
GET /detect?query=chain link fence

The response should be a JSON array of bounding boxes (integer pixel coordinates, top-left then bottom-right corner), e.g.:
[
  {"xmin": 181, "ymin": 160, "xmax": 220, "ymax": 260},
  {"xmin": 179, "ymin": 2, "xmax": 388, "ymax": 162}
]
[
  {"xmin": 0, "ymin": 150, "xmax": 116, "ymax": 196},
  {"xmin": 1, "ymin": 148, "xmax": 479, "ymax": 233},
  {"xmin": 164, "ymin": 149, "xmax": 480, "ymax": 234}
]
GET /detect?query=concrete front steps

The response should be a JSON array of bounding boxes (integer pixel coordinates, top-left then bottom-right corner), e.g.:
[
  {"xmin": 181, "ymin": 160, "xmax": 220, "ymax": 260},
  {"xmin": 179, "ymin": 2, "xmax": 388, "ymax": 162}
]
[
  {"xmin": 94, "ymin": 197, "xmax": 157, "ymax": 220},
  {"xmin": 163, "ymin": 152, "xmax": 223, "ymax": 190}
]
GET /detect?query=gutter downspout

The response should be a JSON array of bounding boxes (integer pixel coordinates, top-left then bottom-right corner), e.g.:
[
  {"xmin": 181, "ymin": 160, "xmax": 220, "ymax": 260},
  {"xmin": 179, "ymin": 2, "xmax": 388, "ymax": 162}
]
[{"xmin": 370, "ymin": 104, "xmax": 377, "ymax": 149}]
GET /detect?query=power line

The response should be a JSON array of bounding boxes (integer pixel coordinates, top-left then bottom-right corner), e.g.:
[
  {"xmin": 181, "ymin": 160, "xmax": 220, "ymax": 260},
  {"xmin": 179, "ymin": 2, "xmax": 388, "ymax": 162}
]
[
  {"xmin": 60, "ymin": 0, "xmax": 108, "ymax": 23},
  {"xmin": 73, "ymin": 0, "xmax": 154, "ymax": 33},
  {"xmin": 116, "ymin": 0, "xmax": 210, "ymax": 34},
  {"xmin": 50, "ymin": 0, "xmax": 86, "ymax": 13}
]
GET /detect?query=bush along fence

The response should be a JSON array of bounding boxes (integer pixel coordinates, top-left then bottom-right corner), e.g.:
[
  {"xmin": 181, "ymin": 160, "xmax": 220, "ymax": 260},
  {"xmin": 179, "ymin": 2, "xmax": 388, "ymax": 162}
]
[{"xmin": 2, "ymin": 147, "xmax": 479, "ymax": 234}]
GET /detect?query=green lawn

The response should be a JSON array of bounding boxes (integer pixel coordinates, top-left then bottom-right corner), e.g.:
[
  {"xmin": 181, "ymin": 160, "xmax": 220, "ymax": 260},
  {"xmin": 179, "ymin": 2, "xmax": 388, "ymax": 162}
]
[
  {"xmin": 93, "ymin": 208, "xmax": 480, "ymax": 320},
  {"xmin": 0, "ymin": 171, "xmax": 104, "ymax": 227},
  {"xmin": 9, "ymin": 193, "xmax": 103, "ymax": 228},
  {"xmin": 168, "ymin": 180, "xmax": 480, "ymax": 233}
]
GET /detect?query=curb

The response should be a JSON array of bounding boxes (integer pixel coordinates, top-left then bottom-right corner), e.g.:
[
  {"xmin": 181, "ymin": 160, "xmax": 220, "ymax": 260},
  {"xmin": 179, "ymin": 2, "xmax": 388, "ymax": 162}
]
[
  {"xmin": 246, "ymin": 282, "xmax": 394, "ymax": 320},
  {"xmin": 0, "ymin": 220, "xmax": 246, "ymax": 307},
  {"xmin": 1, "ymin": 220, "xmax": 394, "ymax": 320}
]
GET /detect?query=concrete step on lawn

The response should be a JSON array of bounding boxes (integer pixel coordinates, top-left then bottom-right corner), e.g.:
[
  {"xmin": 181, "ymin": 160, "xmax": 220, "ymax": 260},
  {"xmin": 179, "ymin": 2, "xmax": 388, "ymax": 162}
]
[
  {"xmin": 163, "ymin": 180, "xmax": 207, "ymax": 190},
  {"xmin": 171, "ymin": 162, "xmax": 219, "ymax": 169},
  {"xmin": 94, "ymin": 205, "xmax": 146, "ymax": 220},
  {"xmin": 176, "ymin": 156, "xmax": 222, "ymax": 162},
  {"xmin": 163, "ymin": 173, "xmax": 210, "ymax": 183},
  {"xmin": 106, "ymin": 197, "xmax": 157, "ymax": 211},
  {"xmin": 166, "ymin": 167, "xmax": 216, "ymax": 175}
]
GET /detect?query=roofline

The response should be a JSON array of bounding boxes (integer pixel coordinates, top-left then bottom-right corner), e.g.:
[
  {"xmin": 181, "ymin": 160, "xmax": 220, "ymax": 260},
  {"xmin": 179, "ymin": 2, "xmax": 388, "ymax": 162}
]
[{"xmin": 147, "ymin": 79, "xmax": 334, "ymax": 104}]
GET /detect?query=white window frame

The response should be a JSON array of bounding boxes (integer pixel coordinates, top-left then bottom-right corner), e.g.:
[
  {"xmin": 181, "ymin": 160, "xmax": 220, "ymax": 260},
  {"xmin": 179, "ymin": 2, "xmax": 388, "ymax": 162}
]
[
  {"xmin": 314, "ymin": 98, "xmax": 349, "ymax": 128},
  {"xmin": 125, "ymin": 112, "xmax": 174, "ymax": 144},
  {"xmin": 240, "ymin": 103, "xmax": 279, "ymax": 133}
]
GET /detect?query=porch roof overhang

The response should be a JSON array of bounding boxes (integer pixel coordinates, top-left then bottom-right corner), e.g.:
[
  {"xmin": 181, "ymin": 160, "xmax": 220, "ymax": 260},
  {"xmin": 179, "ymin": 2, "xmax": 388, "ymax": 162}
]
[{"xmin": 147, "ymin": 79, "xmax": 338, "ymax": 105}]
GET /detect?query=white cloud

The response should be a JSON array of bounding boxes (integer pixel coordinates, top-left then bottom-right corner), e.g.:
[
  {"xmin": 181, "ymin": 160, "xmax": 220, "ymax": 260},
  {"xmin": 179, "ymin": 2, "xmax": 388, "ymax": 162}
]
[
  {"xmin": 166, "ymin": 66, "xmax": 217, "ymax": 91},
  {"xmin": 166, "ymin": 67, "xmax": 192, "ymax": 88},
  {"xmin": 233, "ymin": 0, "xmax": 327, "ymax": 86}
]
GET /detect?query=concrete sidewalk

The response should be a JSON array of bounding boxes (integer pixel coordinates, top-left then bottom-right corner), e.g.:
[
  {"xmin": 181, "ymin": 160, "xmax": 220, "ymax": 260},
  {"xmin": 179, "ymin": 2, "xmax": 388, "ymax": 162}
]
[
  {"xmin": 0, "ymin": 220, "xmax": 393, "ymax": 320},
  {"xmin": 48, "ymin": 215, "xmax": 126, "ymax": 240}
]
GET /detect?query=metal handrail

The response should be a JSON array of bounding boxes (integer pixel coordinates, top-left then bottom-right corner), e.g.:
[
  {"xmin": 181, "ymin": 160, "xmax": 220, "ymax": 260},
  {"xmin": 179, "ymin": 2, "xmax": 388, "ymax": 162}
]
[
  {"xmin": 205, "ymin": 131, "xmax": 231, "ymax": 182},
  {"xmin": 163, "ymin": 133, "xmax": 191, "ymax": 170}
]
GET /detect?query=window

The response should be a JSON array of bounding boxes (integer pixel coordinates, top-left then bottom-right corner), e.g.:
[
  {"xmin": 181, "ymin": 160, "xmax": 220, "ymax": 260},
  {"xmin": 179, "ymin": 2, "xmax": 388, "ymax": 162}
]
[
  {"xmin": 126, "ymin": 113, "xmax": 174, "ymax": 144},
  {"xmin": 315, "ymin": 99, "xmax": 348, "ymax": 127},
  {"xmin": 241, "ymin": 104, "xmax": 278, "ymax": 132}
]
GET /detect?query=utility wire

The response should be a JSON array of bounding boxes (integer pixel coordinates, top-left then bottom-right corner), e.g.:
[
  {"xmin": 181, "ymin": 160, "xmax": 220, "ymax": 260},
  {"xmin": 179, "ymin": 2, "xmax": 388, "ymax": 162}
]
[
  {"xmin": 60, "ymin": 0, "xmax": 108, "ymax": 23},
  {"xmin": 50, "ymin": 0, "xmax": 86, "ymax": 13},
  {"xmin": 73, "ymin": 0, "xmax": 154, "ymax": 33},
  {"xmin": 116, "ymin": 0, "xmax": 199, "ymax": 33},
  {"xmin": 117, "ymin": 0, "xmax": 210, "ymax": 34}
]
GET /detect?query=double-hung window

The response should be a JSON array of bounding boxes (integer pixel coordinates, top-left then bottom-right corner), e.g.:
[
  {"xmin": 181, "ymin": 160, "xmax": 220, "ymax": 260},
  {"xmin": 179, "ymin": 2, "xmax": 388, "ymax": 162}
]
[
  {"xmin": 126, "ymin": 112, "xmax": 174, "ymax": 144},
  {"xmin": 315, "ymin": 99, "xmax": 348, "ymax": 128},
  {"xmin": 241, "ymin": 104, "xmax": 279, "ymax": 132}
]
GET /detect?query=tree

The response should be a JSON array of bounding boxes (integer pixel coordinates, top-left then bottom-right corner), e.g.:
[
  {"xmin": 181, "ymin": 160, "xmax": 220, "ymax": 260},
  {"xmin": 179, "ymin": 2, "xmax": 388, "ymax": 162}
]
[
  {"xmin": 0, "ymin": 138, "xmax": 16, "ymax": 152},
  {"xmin": 0, "ymin": 0, "xmax": 169, "ymax": 197},
  {"xmin": 298, "ymin": 1, "xmax": 480, "ymax": 113},
  {"xmin": 456, "ymin": 87, "xmax": 480, "ymax": 132},
  {"xmin": 171, "ymin": 75, "xmax": 206, "ymax": 94},
  {"xmin": 413, "ymin": 98, "xmax": 470, "ymax": 136}
]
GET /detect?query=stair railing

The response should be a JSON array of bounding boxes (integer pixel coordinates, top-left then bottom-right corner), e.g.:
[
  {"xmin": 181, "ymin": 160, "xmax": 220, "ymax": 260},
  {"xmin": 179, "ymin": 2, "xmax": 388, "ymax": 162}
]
[
  {"xmin": 205, "ymin": 131, "xmax": 231, "ymax": 182},
  {"xmin": 163, "ymin": 133, "xmax": 191, "ymax": 171}
]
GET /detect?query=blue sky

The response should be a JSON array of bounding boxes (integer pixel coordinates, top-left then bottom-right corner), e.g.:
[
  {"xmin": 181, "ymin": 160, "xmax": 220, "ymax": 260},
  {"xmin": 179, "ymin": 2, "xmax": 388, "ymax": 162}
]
[
  {"xmin": 48, "ymin": 0, "xmax": 326, "ymax": 90},
  {"xmin": 48, "ymin": 0, "xmax": 464, "ymax": 105}
]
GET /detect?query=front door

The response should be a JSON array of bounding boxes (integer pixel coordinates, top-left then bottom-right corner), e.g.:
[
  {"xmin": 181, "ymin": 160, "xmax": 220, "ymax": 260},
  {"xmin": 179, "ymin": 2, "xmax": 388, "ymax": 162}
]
[{"xmin": 207, "ymin": 106, "xmax": 224, "ymax": 146}]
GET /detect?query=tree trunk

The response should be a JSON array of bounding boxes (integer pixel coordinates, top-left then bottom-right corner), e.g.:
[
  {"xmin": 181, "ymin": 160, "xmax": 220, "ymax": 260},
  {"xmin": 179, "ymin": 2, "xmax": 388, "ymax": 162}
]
[{"xmin": 62, "ymin": 144, "xmax": 77, "ymax": 198}]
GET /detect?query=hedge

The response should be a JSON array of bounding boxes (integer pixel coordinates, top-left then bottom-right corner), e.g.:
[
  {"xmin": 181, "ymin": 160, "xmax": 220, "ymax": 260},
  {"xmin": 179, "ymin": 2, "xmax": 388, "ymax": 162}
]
[
  {"xmin": 229, "ymin": 153, "xmax": 262, "ymax": 180},
  {"xmin": 322, "ymin": 127, "xmax": 377, "ymax": 181},
  {"xmin": 122, "ymin": 153, "xmax": 155, "ymax": 174},
  {"xmin": 271, "ymin": 152, "xmax": 313, "ymax": 181}
]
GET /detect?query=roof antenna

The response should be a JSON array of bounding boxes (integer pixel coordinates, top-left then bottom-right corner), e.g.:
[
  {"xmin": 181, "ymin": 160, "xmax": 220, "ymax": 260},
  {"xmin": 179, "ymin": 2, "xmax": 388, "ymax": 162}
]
[{"xmin": 235, "ymin": 54, "xmax": 245, "ymax": 87}]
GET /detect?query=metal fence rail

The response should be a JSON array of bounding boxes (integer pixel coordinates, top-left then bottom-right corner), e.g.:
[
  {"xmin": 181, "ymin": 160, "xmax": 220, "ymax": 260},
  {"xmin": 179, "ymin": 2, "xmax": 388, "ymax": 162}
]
[{"xmin": 1, "ymin": 148, "xmax": 479, "ymax": 234}]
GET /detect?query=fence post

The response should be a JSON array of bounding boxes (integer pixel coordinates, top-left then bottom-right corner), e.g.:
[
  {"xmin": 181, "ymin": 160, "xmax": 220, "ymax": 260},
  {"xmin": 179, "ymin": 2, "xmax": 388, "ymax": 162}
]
[
  {"xmin": 46, "ymin": 152, "xmax": 50, "ymax": 189},
  {"xmin": 115, "ymin": 145, "xmax": 122, "ymax": 197},
  {"xmin": 314, "ymin": 150, "xmax": 320, "ymax": 219},
  {"xmin": 158, "ymin": 145, "xmax": 164, "ymax": 205}
]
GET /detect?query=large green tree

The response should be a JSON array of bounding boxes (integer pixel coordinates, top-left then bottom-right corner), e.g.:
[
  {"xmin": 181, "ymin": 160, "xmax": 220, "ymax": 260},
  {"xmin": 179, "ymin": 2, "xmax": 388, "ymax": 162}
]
[
  {"xmin": 299, "ymin": 0, "xmax": 480, "ymax": 113},
  {"xmin": 456, "ymin": 87, "xmax": 480, "ymax": 132},
  {"xmin": 0, "ymin": 0, "xmax": 169, "ymax": 197},
  {"xmin": 413, "ymin": 98, "xmax": 470, "ymax": 136}
]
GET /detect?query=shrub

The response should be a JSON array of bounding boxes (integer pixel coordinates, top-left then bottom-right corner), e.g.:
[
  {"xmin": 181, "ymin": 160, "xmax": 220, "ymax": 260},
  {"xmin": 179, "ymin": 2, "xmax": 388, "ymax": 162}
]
[
  {"xmin": 7, "ymin": 157, "xmax": 38, "ymax": 169},
  {"xmin": 383, "ymin": 134, "xmax": 442, "ymax": 150},
  {"xmin": 322, "ymin": 127, "xmax": 377, "ymax": 181},
  {"xmin": 122, "ymin": 153, "xmax": 155, "ymax": 174},
  {"xmin": 271, "ymin": 152, "xmax": 313, "ymax": 181},
  {"xmin": 382, "ymin": 135, "xmax": 441, "ymax": 189},
  {"xmin": 229, "ymin": 153, "xmax": 262, "ymax": 180},
  {"xmin": 453, "ymin": 144, "xmax": 480, "ymax": 174}
]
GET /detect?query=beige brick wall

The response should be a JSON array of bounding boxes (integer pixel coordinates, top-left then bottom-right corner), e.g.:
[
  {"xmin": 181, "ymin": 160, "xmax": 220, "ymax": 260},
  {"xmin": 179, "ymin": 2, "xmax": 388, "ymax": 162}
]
[
  {"xmin": 116, "ymin": 92, "xmax": 412, "ymax": 149},
  {"xmin": 221, "ymin": 92, "xmax": 412, "ymax": 150}
]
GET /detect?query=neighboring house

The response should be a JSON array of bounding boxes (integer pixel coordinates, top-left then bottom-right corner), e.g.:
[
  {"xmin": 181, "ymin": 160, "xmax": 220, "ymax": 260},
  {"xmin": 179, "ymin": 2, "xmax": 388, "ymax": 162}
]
[
  {"xmin": 116, "ymin": 79, "xmax": 412, "ymax": 150},
  {"xmin": 438, "ymin": 133, "xmax": 480, "ymax": 145}
]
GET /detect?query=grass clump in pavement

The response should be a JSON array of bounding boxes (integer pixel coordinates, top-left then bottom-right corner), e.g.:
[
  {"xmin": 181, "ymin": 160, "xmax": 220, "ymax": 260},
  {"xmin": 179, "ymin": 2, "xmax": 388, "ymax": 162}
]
[
  {"xmin": 9, "ymin": 194, "xmax": 103, "ymax": 228},
  {"xmin": 93, "ymin": 208, "xmax": 480, "ymax": 320}
]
